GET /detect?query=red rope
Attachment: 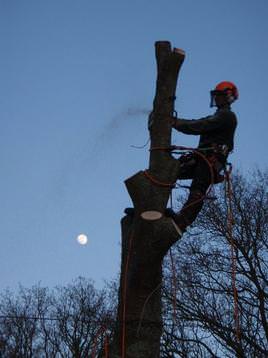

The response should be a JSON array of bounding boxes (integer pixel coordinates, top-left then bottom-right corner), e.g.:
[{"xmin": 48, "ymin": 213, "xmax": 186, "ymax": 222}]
[
  {"xmin": 149, "ymin": 145, "xmax": 216, "ymax": 212},
  {"xmin": 169, "ymin": 189, "xmax": 178, "ymax": 324},
  {"xmin": 121, "ymin": 231, "xmax": 135, "ymax": 358},
  {"xmin": 104, "ymin": 335, "xmax": 109, "ymax": 357},
  {"xmin": 92, "ymin": 326, "xmax": 109, "ymax": 358},
  {"xmin": 136, "ymin": 283, "xmax": 162, "ymax": 336},
  {"xmin": 169, "ymin": 248, "xmax": 177, "ymax": 323},
  {"xmin": 143, "ymin": 169, "xmax": 176, "ymax": 188},
  {"xmin": 93, "ymin": 232, "xmax": 134, "ymax": 358},
  {"xmin": 225, "ymin": 167, "xmax": 241, "ymax": 342}
]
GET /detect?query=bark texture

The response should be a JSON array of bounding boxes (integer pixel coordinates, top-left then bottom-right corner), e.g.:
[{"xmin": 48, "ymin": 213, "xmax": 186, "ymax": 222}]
[{"xmin": 109, "ymin": 41, "xmax": 185, "ymax": 358}]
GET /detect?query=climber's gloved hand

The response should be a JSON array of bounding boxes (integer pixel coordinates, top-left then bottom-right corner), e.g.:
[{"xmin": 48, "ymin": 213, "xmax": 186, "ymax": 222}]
[{"xmin": 166, "ymin": 116, "xmax": 177, "ymax": 127}]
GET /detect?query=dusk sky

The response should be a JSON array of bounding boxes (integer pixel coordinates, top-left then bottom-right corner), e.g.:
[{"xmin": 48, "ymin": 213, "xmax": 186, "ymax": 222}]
[{"xmin": 1, "ymin": 0, "xmax": 268, "ymax": 290}]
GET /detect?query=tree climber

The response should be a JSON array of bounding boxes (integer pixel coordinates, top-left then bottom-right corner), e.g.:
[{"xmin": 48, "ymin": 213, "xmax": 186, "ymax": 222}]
[{"xmin": 166, "ymin": 81, "xmax": 238, "ymax": 235}]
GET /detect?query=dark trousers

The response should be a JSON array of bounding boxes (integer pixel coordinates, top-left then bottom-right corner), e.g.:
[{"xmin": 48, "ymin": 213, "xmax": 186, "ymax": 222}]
[{"xmin": 175, "ymin": 153, "xmax": 224, "ymax": 231}]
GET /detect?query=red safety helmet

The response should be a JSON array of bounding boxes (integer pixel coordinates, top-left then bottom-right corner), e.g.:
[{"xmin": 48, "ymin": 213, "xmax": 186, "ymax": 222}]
[{"xmin": 210, "ymin": 81, "xmax": 239, "ymax": 107}]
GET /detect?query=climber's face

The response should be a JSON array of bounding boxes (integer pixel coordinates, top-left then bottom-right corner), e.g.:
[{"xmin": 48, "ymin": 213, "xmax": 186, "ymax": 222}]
[{"xmin": 214, "ymin": 93, "xmax": 228, "ymax": 108}]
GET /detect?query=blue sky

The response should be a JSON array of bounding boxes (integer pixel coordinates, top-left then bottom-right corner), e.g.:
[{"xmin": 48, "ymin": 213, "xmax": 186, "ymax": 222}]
[{"xmin": 1, "ymin": 0, "xmax": 268, "ymax": 290}]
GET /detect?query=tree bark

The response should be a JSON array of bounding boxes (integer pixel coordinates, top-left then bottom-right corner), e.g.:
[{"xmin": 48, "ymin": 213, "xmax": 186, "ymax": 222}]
[{"xmin": 108, "ymin": 41, "xmax": 185, "ymax": 357}]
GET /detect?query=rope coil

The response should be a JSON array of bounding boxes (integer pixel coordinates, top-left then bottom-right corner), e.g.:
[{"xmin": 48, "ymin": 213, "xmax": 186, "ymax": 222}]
[{"xmin": 148, "ymin": 145, "xmax": 216, "ymax": 211}]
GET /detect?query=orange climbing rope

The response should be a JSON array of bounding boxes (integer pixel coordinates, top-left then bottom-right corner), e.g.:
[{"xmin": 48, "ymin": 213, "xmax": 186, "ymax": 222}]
[
  {"xmin": 121, "ymin": 231, "xmax": 135, "ymax": 358},
  {"xmin": 225, "ymin": 165, "xmax": 240, "ymax": 342},
  {"xmin": 92, "ymin": 326, "xmax": 109, "ymax": 358},
  {"xmin": 104, "ymin": 335, "xmax": 109, "ymax": 357},
  {"xmin": 147, "ymin": 145, "xmax": 216, "ymax": 212},
  {"xmin": 92, "ymin": 232, "xmax": 134, "ymax": 358},
  {"xmin": 169, "ymin": 247, "xmax": 177, "ymax": 323},
  {"xmin": 143, "ymin": 169, "xmax": 176, "ymax": 188}
]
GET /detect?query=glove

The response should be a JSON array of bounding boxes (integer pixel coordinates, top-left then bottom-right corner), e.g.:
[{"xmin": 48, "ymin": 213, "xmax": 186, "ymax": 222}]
[{"xmin": 167, "ymin": 116, "xmax": 177, "ymax": 127}]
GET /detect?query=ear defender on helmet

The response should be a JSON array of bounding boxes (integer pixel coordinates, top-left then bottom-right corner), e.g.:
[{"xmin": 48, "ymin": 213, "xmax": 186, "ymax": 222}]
[{"xmin": 210, "ymin": 81, "xmax": 239, "ymax": 107}]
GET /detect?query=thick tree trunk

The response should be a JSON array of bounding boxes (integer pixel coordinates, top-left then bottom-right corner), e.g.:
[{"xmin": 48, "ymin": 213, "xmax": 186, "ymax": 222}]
[{"xmin": 109, "ymin": 41, "xmax": 185, "ymax": 357}]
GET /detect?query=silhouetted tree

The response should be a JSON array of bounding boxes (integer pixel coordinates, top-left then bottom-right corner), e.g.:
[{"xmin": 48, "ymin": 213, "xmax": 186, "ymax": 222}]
[
  {"xmin": 0, "ymin": 285, "xmax": 51, "ymax": 357},
  {"xmin": 1, "ymin": 171, "xmax": 267, "ymax": 358},
  {"xmin": 161, "ymin": 170, "xmax": 268, "ymax": 357},
  {"xmin": 0, "ymin": 278, "xmax": 116, "ymax": 358},
  {"xmin": 49, "ymin": 278, "xmax": 115, "ymax": 357}
]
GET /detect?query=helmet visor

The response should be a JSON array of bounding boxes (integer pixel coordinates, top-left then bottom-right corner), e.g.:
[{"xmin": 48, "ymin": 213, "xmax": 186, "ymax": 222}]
[{"xmin": 210, "ymin": 90, "xmax": 226, "ymax": 107}]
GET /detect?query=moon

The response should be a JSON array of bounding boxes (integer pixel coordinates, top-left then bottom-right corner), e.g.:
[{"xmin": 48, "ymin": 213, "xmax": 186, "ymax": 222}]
[{"xmin": 76, "ymin": 234, "xmax": 88, "ymax": 245}]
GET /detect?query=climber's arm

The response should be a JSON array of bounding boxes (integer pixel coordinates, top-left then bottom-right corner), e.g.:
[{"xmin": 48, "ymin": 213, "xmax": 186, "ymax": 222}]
[{"xmin": 171, "ymin": 113, "xmax": 224, "ymax": 135}]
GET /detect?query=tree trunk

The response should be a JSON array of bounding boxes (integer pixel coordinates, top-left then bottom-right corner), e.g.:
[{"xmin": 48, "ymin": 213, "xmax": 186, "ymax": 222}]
[{"xmin": 109, "ymin": 41, "xmax": 185, "ymax": 357}]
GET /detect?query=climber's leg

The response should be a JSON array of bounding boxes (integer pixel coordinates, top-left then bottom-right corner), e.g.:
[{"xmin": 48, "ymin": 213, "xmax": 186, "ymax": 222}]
[{"xmin": 167, "ymin": 158, "xmax": 212, "ymax": 231}]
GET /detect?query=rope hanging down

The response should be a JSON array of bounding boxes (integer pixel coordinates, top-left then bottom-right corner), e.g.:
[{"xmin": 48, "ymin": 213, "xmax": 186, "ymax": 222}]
[
  {"xmin": 92, "ymin": 326, "xmax": 109, "ymax": 358},
  {"xmin": 225, "ymin": 164, "xmax": 241, "ymax": 343},
  {"xmin": 121, "ymin": 231, "xmax": 135, "ymax": 358}
]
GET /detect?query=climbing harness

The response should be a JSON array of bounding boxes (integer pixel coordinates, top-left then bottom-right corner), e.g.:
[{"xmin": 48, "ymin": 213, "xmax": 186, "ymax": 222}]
[{"xmin": 145, "ymin": 145, "xmax": 217, "ymax": 213}]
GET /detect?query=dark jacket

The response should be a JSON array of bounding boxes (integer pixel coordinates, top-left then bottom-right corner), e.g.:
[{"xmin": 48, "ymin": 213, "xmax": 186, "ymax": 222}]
[{"xmin": 173, "ymin": 106, "xmax": 237, "ymax": 152}]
